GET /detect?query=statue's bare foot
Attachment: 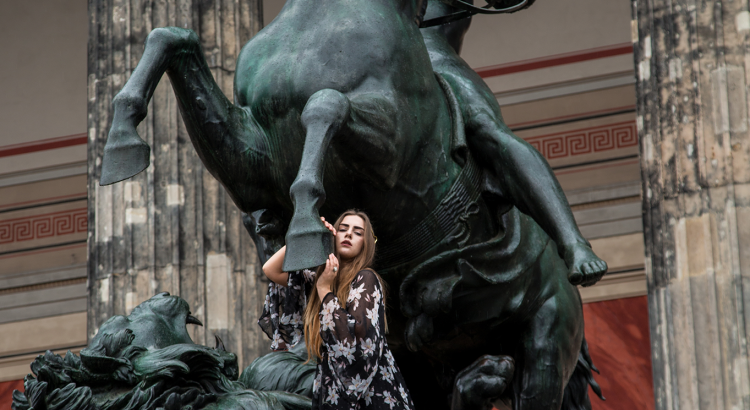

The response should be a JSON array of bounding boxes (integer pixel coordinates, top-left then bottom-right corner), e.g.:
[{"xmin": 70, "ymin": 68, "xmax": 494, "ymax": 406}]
[
  {"xmin": 563, "ymin": 242, "xmax": 608, "ymax": 287},
  {"xmin": 452, "ymin": 355, "xmax": 514, "ymax": 410},
  {"xmin": 101, "ymin": 93, "xmax": 150, "ymax": 185}
]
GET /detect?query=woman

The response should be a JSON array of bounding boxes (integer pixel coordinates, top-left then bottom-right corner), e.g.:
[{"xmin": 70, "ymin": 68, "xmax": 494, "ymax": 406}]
[{"xmin": 260, "ymin": 210, "xmax": 415, "ymax": 410}]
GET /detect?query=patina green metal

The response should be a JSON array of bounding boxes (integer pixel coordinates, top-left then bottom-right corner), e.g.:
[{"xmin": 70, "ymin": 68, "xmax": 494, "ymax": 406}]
[
  {"xmin": 89, "ymin": 0, "xmax": 607, "ymax": 408},
  {"xmin": 11, "ymin": 293, "xmax": 312, "ymax": 410},
  {"xmin": 13, "ymin": 294, "xmax": 522, "ymax": 410}
]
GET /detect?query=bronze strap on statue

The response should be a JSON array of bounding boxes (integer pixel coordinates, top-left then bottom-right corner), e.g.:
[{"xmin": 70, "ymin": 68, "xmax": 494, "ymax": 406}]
[
  {"xmin": 375, "ymin": 155, "xmax": 483, "ymax": 269},
  {"xmin": 375, "ymin": 72, "xmax": 482, "ymax": 269},
  {"xmin": 420, "ymin": 0, "xmax": 530, "ymax": 28}
]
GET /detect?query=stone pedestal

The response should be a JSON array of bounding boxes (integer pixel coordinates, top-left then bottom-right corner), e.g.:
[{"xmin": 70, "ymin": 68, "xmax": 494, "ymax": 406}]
[
  {"xmin": 87, "ymin": 0, "xmax": 266, "ymax": 366},
  {"xmin": 633, "ymin": 1, "xmax": 750, "ymax": 408}
]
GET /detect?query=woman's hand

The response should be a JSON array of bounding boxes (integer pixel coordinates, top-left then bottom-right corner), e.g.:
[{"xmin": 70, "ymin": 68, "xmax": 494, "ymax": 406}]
[
  {"xmin": 321, "ymin": 217, "xmax": 336, "ymax": 236},
  {"xmin": 316, "ymin": 253, "xmax": 339, "ymax": 297}
]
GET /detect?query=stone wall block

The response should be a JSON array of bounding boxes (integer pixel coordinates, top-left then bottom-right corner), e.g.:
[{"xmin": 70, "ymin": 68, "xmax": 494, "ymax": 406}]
[
  {"xmin": 176, "ymin": 0, "xmax": 194, "ymax": 29},
  {"xmin": 635, "ymin": 0, "xmax": 750, "ymax": 408},
  {"xmin": 669, "ymin": 280, "xmax": 700, "ymax": 409},
  {"xmin": 221, "ymin": 0, "xmax": 238, "ymax": 69},
  {"xmin": 689, "ymin": 272, "xmax": 724, "ymax": 409},
  {"xmin": 89, "ymin": 0, "xmax": 266, "ymax": 365}
]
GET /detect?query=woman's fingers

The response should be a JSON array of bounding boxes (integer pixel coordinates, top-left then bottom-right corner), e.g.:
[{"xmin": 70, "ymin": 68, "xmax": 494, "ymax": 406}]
[
  {"xmin": 319, "ymin": 254, "xmax": 338, "ymax": 290},
  {"xmin": 324, "ymin": 254, "xmax": 338, "ymax": 278},
  {"xmin": 320, "ymin": 260, "xmax": 333, "ymax": 282},
  {"xmin": 317, "ymin": 258, "xmax": 335, "ymax": 295},
  {"xmin": 320, "ymin": 217, "xmax": 335, "ymax": 235}
]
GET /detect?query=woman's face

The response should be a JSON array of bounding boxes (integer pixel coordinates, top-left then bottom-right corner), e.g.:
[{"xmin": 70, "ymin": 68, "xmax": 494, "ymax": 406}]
[{"xmin": 336, "ymin": 215, "xmax": 366, "ymax": 260}]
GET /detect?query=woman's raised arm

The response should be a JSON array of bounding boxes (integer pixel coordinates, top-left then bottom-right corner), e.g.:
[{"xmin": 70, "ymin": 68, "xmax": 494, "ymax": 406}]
[
  {"xmin": 262, "ymin": 246, "xmax": 290, "ymax": 286},
  {"xmin": 262, "ymin": 217, "xmax": 336, "ymax": 287}
]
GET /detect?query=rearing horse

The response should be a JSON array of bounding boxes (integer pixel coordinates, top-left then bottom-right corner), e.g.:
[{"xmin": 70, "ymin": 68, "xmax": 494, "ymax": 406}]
[
  {"xmin": 104, "ymin": 0, "xmax": 456, "ymax": 263},
  {"xmin": 101, "ymin": 0, "xmax": 604, "ymax": 408}
]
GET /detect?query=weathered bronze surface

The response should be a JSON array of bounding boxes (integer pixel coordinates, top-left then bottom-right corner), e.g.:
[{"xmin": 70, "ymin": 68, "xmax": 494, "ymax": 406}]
[
  {"xmin": 11, "ymin": 293, "xmax": 312, "ymax": 410},
  {"xmin": 89, "ymin": 0, "xmax": 607, "ymax": 408},
  {"xmin": 11, "ymin": 294, "xmax": 515, "ymax": 410}
]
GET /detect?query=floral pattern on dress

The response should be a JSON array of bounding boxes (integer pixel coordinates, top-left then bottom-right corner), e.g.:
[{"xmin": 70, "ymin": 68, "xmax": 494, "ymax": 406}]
[
  {"xmin": 258, "ymin": 269, "xmax": 316, "ymax": 350},
  {"xmin": 313, "ymin": 270, "xmax": 415, "ymax": 410}
]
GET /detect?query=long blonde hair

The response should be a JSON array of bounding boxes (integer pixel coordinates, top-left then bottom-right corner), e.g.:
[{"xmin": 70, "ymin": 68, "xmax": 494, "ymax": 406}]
[{"xmin": 303, "ymin": 210, "xmax": 385, "ymax": 360}]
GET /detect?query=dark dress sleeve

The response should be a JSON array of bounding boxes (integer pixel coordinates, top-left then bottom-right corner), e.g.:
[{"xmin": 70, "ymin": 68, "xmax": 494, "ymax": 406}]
[
  {"xmin": 318, "ymin": 270, "xmax": 384, "ymax": 402},
  {"xmin": 258, "ymin": 269, "xmax": 316, "ymax": 350}
]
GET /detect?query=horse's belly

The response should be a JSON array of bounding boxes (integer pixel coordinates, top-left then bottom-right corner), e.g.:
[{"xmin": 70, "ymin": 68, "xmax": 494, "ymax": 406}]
[
  {"xmin": 248, "ymin": 63, "xmax": 364, "ymax": 105},
  {"xmin": 239, "ymin": 51, "xmax": 392, "ymax": 116},
  {"xmin": 235, "ymin": 7, "xmax": 417, "ymax": 113}
]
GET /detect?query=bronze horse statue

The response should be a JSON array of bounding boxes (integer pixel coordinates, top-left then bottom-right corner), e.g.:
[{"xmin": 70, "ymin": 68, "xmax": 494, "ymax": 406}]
[{"xmin": 100, "ymin": 0, "xmax": 607, "ymax": 408}]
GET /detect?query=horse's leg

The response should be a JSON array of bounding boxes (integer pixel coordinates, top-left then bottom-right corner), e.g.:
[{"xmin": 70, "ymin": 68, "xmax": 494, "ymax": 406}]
[
  {"xmin": 511, "ymin": 250, "xmax": 584, "ymax": 410},
  {"xmin": 101, "ymin": 27, "xmax": 255, "ymax": 190},
  {"xmin": 283, "ymin": 89, "xmax": 351, "ymax": 271},
  {"xmin": 283, "ymin": 89, "xmax": 403, "ymax": 270}
]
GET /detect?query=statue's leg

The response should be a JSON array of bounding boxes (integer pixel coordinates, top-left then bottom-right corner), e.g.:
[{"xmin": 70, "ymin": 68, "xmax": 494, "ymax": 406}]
[
  {"xmin": 511, "ymin": 259, "xmax": 584, "ymax": 410},
  {"xmin": 284, "ymin": 89, "xmax": 351, "ymax": 271},
  {"xmin": 284, "ymin": 90, "xmax": 400, "ymax": 271},
  {"xmin": 466, "ymin": 109, "xmax": 607, "ymax": 287},
  {"xmin": 102, "ymin": 27, "xmax": 256, "ymax": 190}
]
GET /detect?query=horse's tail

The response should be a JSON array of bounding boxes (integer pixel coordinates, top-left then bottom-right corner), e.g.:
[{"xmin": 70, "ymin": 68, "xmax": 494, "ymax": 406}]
[{"xmin": 561, "ymin": 337, "xmax": 605, "ymax": 410}]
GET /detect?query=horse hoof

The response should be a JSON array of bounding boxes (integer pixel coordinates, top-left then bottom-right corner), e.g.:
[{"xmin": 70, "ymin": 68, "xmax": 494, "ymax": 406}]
[
  {"xmin": 100, "ymin": 130, "xmax": 150, "ymax": 185},
  {"xmin": 283, "ymin": 219, "xmax": 332, "ymax": 272}
]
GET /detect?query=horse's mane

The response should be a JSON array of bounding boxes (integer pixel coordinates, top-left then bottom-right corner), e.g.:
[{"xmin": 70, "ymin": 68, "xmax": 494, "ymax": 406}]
[{"xmin": 12, "ymin": 345, "xmax": 243, "ymax": 410}]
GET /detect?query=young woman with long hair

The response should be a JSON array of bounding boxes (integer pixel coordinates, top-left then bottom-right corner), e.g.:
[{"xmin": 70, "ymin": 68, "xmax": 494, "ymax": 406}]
[{"xmin": 260, "ymin": 210, "xmax": 415, "ymax": 410}]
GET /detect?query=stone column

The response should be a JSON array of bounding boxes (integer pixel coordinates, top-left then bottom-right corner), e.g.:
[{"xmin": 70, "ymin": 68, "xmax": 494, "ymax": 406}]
[
  {"xmin": 633, "ymin": 0, "xmax": 750, "ymax": 408},
  {"xmin": 87, "ymin": 0, "xmax": 266, "ymax": 366}
]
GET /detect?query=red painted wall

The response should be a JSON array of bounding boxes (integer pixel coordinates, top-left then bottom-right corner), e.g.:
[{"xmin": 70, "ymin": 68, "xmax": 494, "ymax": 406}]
[
  {"xmin": 583, "ymin": 295, "xmax": 655, "ymax": 409},
  {"xmin": 0, "ymin": 379, "xmax": 23, "ymax": 409}
]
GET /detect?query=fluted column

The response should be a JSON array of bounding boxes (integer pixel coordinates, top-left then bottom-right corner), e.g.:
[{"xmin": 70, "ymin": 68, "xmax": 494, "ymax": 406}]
[
  {"xmin": 633, "ymin": 0, "xmax": 750, "ymax": 408},
  {"xmin": 87, "ymin": 0, "xmax": 267, "ymax": 366}
]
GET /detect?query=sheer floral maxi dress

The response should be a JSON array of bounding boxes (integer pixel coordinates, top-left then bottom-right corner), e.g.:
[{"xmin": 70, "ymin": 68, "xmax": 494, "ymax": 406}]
[
  {"xmin": 258, "ymin": 269, "xmax": 416, "ymax": 410},
  {"xmin": 258, "ymin": 269, "xmax": 316, "ymax": 350}
]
